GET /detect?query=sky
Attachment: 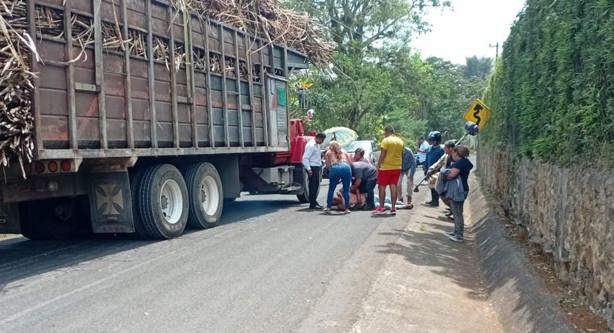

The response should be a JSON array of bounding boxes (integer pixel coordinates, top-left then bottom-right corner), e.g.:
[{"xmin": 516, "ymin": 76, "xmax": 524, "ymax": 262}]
[{"xmin": 412, "ymin": 0, "xmax": 527, "ymax": 64}]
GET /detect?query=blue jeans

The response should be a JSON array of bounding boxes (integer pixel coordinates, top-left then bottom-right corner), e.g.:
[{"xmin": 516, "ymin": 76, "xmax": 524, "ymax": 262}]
[{"xmin": 327, "ymin": 163, "xmax": 352, "ymax": 209}]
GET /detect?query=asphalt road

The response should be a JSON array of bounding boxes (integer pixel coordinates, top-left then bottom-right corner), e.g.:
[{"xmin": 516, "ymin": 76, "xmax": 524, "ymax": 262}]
[{"xmin": 0, "ymin": 184, "xmax": 417, "ymax": 333}]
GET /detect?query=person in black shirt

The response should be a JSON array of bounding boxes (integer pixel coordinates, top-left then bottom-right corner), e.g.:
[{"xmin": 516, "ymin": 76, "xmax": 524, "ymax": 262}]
[{"xmin": 445, "ymin": 145, "xmax": 473, "ymax": 242}]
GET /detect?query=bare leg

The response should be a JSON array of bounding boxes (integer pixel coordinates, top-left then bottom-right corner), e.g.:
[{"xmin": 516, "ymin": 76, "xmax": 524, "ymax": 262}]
[
  {"xmin": 397, "ymin": 173, "xmax": 404, "ymax": 202},
  {"xmin": 378, "ymin": 184, "xmax": 386, "ymax": 209},
  {"xmin": 390, "ymin": 184, "xmax": 398, "ymax": 210},
  {"xmin": 406, "ymin": 175, "xmax": 413, "ymax": 204}
]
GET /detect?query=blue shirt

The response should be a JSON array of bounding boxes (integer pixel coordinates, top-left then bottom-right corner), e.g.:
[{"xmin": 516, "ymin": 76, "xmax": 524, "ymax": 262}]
[
  {"xmin": 426, "ymin": 145, "xmax": 444, "ymax": 170},
  {"xmin": 401, "ymin": 147, "xmax": 416, "ymax": 176}
]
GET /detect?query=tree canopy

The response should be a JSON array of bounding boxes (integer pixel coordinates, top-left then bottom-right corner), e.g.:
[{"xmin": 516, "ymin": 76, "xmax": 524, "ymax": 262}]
[{"xmin": 285, "ymin": 0, "xmax": 492, "ymax": 146}]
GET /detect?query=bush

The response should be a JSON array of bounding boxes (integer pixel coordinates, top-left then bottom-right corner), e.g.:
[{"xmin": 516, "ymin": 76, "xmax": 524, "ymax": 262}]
[{"xmin": 482, "ymin": 0, "xmax": 614, "ymax": 169}]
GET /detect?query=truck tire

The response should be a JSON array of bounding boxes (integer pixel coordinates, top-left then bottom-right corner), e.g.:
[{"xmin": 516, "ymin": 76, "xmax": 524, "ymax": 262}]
[
  {"xmin": 137, "ymin": 164, "xmax": 189, "ymax": 239},
  {"xmin": 20, "ymin": 197, "xmax": 91, "ymax": 240},
  {"xmin": 130, "ymin": 168, "xmax": 150, "ymax": 239},
  {"xmin": 183, "ymin": 162, "xmax": 223, "ymax": 229}
]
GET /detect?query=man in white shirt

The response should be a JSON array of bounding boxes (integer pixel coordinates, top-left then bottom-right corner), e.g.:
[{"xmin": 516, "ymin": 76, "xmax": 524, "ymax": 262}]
[
  {"xmin": 416, "ymin": 136, "xmax": 430, "ymax": 166},
  {"xmin": 302, "ymin": 133, "xmax": 326, "ymax": 209}
]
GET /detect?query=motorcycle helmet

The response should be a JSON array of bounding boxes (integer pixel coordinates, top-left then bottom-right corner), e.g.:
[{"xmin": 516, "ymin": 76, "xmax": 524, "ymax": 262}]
[
  {"xmin": 464, "ymin": 121, "xmax": 479, "ymax": 136},
  {"xmin": 427, "ymin": 131, "xmax": 442, "ymax": 143}
]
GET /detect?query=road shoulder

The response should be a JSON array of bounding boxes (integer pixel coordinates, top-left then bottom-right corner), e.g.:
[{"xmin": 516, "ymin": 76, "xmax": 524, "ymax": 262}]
[{"xmin": 349, "ymin": 189, "xmax": 502, "ymax": 333}]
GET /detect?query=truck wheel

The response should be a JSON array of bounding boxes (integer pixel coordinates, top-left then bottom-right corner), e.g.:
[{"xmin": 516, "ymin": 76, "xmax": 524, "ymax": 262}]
[
  {"xmin": 183, "ymin": 162, "xmax": 223, "ymax": 229},
  {"xmin": 20, "ymin": 197, "xmax": 90, "ymax": 240},
  {"xmin": 130, "ymin": 168, "xmax": 150, "ymax": 239},
  {"xmin": 137, "ymin": 164, "xmax": 189, "ymax": 239}
]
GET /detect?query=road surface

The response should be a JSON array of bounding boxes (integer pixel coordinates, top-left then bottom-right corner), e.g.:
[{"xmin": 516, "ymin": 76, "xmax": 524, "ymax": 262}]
[{"xmin": 0, "ymin": 183, "xmax": 501, "ymax": 332}]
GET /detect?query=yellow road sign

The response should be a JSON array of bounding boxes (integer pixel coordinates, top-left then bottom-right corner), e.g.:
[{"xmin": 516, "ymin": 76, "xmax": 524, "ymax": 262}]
[
  {"xmin": 300, "ymin": 79, "xmax": 314, "ymax": 89},
  {"xmin": 464, "ymin": 99, "xmax": 491, "ymax": 128}
]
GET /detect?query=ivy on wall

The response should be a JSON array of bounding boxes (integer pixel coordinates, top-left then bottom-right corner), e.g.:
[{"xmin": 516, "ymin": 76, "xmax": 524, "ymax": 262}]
[{"xmin": 482, "ymin": 0, "xmax": 614, "ymax": 169}]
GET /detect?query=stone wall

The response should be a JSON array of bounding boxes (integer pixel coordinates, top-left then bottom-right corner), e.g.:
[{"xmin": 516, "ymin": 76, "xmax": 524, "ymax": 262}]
[{"xmin": 477, "ymin": 147, "xmax": 614, "ymax": 329}]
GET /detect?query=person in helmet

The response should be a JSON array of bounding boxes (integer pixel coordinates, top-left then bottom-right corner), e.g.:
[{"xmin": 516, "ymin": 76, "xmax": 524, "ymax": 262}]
[{"xmin": 424, "ymin": 131, "xmax": 444, "ymax": 207}]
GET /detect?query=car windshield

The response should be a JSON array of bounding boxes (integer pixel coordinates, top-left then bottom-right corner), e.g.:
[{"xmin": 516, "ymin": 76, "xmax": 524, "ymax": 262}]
[{"xmin": 344, "ymin": 141, "xmax": 372, "ymax": 152}]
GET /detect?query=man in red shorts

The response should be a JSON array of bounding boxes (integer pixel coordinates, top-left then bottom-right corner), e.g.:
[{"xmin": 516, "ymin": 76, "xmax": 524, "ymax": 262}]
[{"xmin": 373, "ymin": 126, "xmax": 404, "ymax": 215}]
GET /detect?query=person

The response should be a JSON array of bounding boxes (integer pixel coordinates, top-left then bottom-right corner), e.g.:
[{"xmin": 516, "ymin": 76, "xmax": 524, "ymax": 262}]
[
  {"xmin": 302, "ymin": 133, "xmax": 326, "ymax": 209},
  {"xmin": 350, "ymin": 158, "xmax": 378, "ymax": 210},
  {"xmin": 324, "ymin": 141, "xmax": 352, "ymax": 214},
  {"xmin": 427, "ymin": 140, "xmax": 456, "ymax": 216},
  {"xmin": 333, "ymin": 187, "xmax": 366, "ymax": 211},
  {"xmin": 424, "ymin": 131, "xmax": 444, "ymax": 207},
  {"xmin": 373, "ymin": 126, "xmax": 404, "ymax": 215},
  {"xmin": 397, "ymin": 146, "xmax": 416, "ymax": 207},
  {"xmin": 352, "ymin": 147, "xmax": 370, "ymax": 163},
  {"xmin": 416, "ymin": 136, "xmax": 430, "ymax": 167},
  {"xmin": 427, "ymin": 139, "xmax": 456, "ymax": 174},
  {"xmin": 445, "ymin": 145, "xmax": 474, "ymax": 242}
]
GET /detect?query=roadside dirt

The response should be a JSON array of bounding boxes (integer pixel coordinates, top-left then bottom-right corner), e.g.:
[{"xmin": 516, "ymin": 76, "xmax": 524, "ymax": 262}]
[{"xmin": 501, "ymin": 218, "xmax": 612, "ymax": 333}]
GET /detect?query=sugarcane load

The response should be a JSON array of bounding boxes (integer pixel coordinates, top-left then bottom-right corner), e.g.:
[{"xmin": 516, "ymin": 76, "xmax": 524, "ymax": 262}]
[
  {"xmin": 0, "ymin": 0, "xmax": 333, "ymax": 240},
  {"xmin": 0, "ymin": 0, "xmax": 332, "ymax": 173}
]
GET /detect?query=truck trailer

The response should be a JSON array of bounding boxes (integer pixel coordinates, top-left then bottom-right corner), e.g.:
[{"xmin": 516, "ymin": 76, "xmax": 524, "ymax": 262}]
[{"xmin": 0, "ymin": 0, "xmax": 316, "ymax": 240}]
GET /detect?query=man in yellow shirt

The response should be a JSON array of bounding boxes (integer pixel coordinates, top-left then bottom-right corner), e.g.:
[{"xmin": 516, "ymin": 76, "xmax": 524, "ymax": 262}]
[{"xmin": 373, "ymin": 126, "xmax": 404, "ymax": 215}]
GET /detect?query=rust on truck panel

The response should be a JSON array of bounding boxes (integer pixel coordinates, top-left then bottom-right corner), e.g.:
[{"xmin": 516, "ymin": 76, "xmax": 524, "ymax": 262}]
[{"xmin": 31, "ymin": 0, "xmax": 305, "ymax": 160}]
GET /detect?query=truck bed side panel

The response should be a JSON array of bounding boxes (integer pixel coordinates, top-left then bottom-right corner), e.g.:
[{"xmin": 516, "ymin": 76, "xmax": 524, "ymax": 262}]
[{"xmin": 31, "ymin": 0, "xmax": 302, "ymax": 159}]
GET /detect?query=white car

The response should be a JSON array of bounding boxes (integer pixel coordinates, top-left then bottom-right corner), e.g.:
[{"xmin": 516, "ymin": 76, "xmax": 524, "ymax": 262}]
[{"xmin": 344, "ymin": 140, "xmax": 380, "ymax": 165}]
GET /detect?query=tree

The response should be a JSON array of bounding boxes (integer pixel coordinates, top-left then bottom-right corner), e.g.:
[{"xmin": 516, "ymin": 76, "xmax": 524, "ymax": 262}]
[
  {"xmin": 285, "ymin": 0, "xmax": 450, "ymax": 137},
  {"xmin": 464, "ymin": 56, "xmax": 493, "ymax": 80},
  {"xmin": 288, "ymin": 0, "xmax": 450, "ymax": 54},
  {"xmin": 285, "ymin": 0, "xmax": 492, "ymax": 146}
]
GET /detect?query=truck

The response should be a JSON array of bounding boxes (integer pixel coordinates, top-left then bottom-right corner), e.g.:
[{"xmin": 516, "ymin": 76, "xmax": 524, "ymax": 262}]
[{"xmin": 0, "ymin": 0, "xmax": 317, "ymax": 240}]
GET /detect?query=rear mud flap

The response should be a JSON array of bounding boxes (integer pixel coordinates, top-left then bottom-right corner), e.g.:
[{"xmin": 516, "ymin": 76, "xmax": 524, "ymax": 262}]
[
  {"xmin": 88, "ymin": 172, "xmax": 135, "ymax": 233},
  {"xmin": 0, "ymin": 203, "xmax": 20, "ymax": 234}
]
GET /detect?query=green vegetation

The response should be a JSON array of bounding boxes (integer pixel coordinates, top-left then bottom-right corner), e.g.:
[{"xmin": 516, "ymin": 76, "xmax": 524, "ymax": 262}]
[
  {"xmin": 482, "ymin": 0, "xmax": 614, "ymax": 169},
  {"xmin": 285, "ymin": 0, "xmax": 492, "ymax": 144}
]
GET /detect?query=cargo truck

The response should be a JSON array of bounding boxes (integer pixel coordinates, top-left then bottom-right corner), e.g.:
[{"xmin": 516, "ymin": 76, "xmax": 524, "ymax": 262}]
[{"xmin": 0, "ymin": 0, "xmax": 317, "ymax": 240}]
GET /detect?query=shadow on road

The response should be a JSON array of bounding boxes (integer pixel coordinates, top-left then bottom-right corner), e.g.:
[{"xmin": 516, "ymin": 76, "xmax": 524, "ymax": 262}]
[
  {"xmin": 376, "ymin": 187, "xmax": 574, "ymax": 332},
  {"xmin": 0, "ymin": 195, "xmax": 305, "ymax": 294},
  {"xmin": 376, "ymin": 219, "xmax": 489, "ymax": 302},
  {"xmin": 221, "ymin": 197, "xmax": 303, "ymax": 225},
  {"xmin": 0, "ymin": 237, "xmax": 154, "ymax": 294}
]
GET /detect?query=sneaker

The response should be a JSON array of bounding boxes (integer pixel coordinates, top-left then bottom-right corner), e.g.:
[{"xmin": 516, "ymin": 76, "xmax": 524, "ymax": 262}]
[
  {"xmin": 446, "ymin": 231, "xmax": 456, "ymax": 236},
  {"xmin": 372, "ymin": 207, "xmax": 387, "ymax": 215},
  {"xmin": 389, "ymin": 209, "xmax": 397, "ymax": 216},
  {"xmin": 323, "ymin": 207, "xmax": 330, "ymax": 214},
  {"xmin": 448, "ymin": 234, "xmax": 464, "ymax": 242},
  {"xmin": 344, "ymin": 209, "xmax": 351, "ymax": 214}
]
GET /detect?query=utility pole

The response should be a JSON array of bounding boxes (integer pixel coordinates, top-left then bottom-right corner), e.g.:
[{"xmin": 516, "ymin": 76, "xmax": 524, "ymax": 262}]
[{"xmin": 489, "ymin": 42, "xmax": 499, "ymax": 60}]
